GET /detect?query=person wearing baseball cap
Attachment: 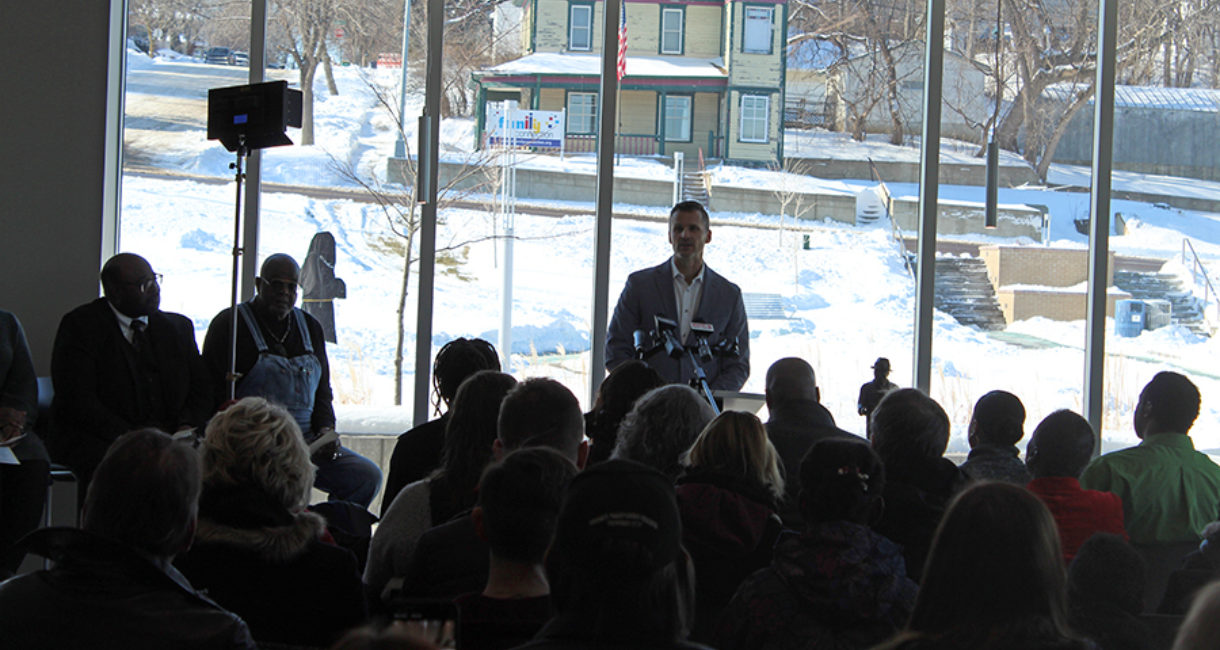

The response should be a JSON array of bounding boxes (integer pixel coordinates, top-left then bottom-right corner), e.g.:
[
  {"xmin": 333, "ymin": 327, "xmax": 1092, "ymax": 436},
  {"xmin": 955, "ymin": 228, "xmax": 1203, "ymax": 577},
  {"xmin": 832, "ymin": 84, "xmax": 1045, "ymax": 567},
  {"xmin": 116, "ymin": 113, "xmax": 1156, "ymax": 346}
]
[{"xmin": 513, "ymin": 459, "xmax": 710, "ymax": 650}]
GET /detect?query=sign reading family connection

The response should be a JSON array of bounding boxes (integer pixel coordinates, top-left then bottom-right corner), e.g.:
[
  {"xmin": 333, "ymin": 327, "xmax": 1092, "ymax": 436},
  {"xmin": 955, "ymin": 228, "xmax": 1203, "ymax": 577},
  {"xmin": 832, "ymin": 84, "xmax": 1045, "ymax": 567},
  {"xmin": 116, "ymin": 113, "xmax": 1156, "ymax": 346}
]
[{"xmin": 487, "ymin": 104, "xmax": 565, "ymax": 149}]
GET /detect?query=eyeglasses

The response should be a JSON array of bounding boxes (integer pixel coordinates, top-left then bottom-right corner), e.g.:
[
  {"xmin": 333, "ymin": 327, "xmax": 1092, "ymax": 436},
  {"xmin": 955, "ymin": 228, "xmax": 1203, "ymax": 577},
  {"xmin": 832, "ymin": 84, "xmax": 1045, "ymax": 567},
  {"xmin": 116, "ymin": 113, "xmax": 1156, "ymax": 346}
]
[
  {"xmin": 119, "ymin": 274, "xmax": 162, "ymax": 293},
  {"xmin": 259, "ymin": 279, "xmax": 299, "ymax": 293}
]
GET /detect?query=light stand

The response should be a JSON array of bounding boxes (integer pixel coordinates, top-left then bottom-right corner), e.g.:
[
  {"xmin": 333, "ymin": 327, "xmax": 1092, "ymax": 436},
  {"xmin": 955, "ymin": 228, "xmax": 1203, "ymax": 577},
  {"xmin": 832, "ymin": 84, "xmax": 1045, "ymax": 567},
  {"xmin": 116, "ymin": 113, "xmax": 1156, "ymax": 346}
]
[
  {"xmin": 206, "ymin": 80, "xmax": 303, "ymax": 400},
  {"xmin": 226, "ymin": 138, "xmax": 249, "ymax": 400}
]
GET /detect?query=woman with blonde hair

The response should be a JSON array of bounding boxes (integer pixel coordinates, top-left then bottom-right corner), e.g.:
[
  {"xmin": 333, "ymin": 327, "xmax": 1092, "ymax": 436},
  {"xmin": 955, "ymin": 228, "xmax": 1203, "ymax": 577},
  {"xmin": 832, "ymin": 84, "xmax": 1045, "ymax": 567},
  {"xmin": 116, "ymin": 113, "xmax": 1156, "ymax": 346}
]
[
  {"xmin": 675, "ymin": 410, "xmax": 785, "ymax": 642},
  {"xmin": 176, "ymin": 397, "xmax": 366, "ymax": 647}
]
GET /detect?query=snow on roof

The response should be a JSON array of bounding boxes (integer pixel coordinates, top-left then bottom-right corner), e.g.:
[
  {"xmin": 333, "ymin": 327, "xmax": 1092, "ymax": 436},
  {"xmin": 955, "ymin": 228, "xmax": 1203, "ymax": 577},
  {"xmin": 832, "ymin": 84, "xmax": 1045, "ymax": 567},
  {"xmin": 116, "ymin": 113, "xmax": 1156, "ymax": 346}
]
[
  {"xmin": 787, "ymin": 38, "xmax": 842, "ymax": 70},
  {"xmin": 1045, "ymin": 84, "xmax": 1220, "ymax": 113},
  {"xmin": 480, "ymin": 52, "xmax": 726, "ymax": 78}
]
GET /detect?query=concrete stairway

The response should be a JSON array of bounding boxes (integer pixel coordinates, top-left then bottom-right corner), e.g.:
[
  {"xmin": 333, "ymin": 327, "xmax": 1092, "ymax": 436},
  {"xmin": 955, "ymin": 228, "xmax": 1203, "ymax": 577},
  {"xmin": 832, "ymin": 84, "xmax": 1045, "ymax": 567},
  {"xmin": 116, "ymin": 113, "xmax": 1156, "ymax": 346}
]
[
  {"xmin": 682, "ymin": 170, "xmax": 711, "ymax": 208},
  {"xmin": 743, "ymin": 293, "xmax": 788, "ymax": 320},
  {"xmin": 933, "ymin": 256, "xmax": 1008, "ymax": 331},
  {"xmin": 1113, "ymin": 270, "xmax": 1211, "ymax": 337}
]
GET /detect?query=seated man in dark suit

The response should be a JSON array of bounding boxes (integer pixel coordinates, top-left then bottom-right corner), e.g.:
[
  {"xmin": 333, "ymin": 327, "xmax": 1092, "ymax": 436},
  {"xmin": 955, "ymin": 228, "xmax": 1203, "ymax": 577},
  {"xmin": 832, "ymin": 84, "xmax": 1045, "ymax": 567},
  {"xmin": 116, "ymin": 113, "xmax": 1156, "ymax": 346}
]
[
  {"xmin": 50, "ymin": 253, "xmax": 212, "ymax": 490},
  {"xmin": 763, "ymin": 357, "xmax": 858, "ymax": 528},
  {"xmin": 606, "ymin": 201, "xmax": 749, "ymax": 390},
  {"xmin": 0, "ymin": 428, "xmax": 256, "ymax": 649}
]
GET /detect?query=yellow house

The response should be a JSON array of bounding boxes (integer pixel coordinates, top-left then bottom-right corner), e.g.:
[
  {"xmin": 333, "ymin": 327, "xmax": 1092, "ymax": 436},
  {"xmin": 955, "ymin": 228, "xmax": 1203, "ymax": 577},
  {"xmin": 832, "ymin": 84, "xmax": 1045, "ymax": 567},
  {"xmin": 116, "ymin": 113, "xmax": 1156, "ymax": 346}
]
[{"xmin": 473, "ymin": 0, "xmax": 788, "ymax": 165}]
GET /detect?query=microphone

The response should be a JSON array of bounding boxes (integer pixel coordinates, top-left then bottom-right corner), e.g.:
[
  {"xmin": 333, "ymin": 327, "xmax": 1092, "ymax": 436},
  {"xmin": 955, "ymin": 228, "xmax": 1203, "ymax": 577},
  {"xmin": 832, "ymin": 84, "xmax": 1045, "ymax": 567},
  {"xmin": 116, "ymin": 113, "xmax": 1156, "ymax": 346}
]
[{"xmin": 691, "ymin": 321, "xmax": 714, "ymax": 363}]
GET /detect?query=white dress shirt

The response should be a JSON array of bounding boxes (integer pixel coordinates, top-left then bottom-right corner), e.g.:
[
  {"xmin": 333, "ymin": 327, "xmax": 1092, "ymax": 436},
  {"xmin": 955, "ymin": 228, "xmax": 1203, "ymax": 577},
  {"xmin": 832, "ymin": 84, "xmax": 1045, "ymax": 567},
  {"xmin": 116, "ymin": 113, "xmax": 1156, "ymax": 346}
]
[
  {"xmin": 108, "ymin": 302, "xmax": 149, "ymax": 345},
  {"xmin": 671, "ymin": 259, "xmax": 705, "ymax": 344}
]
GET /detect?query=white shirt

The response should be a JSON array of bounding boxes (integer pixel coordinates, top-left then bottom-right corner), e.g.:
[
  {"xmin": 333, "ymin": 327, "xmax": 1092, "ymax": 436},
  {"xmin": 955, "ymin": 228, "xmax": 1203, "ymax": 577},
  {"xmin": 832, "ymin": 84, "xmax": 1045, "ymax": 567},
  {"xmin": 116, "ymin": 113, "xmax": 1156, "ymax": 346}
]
[
  {"xmin": 671, "ymin": 259, "xmax": 705, "ymax": 344},
  {"xmin": 108, "ymin": 302, "xmax": 149, "ymax": 345}
]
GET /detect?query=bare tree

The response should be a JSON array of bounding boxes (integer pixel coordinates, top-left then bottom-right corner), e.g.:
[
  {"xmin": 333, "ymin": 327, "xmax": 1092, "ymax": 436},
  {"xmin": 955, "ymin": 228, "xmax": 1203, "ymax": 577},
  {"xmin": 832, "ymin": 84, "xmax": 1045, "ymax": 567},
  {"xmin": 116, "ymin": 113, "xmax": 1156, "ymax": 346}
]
[
  {"xmin": 129, "ymin": 0, "xmax": 213, "ymax": 54},
  {"xmin": 996, "ymin": 0, "xmax": 1219, "ymax": 179}
]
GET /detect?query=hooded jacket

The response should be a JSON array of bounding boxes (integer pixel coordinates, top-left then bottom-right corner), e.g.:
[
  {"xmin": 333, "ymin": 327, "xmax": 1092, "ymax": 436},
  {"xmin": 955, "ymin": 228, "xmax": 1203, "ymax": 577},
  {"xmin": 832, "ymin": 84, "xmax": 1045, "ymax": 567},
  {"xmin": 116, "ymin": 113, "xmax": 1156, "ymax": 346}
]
[
  {"xmin": 175, "ymin": 485, "xmax": 366, "ymax": 647},
  {"xmin": 713, "ymin": 521, "xmax": 917, "ymax": 650},
  {"xmin": 675, "ymin": 469, "xmax": 783, "ymax": 641},
  {"xmin": 0, "ymin": 527, "xmax": 255, "ymax": 650}
]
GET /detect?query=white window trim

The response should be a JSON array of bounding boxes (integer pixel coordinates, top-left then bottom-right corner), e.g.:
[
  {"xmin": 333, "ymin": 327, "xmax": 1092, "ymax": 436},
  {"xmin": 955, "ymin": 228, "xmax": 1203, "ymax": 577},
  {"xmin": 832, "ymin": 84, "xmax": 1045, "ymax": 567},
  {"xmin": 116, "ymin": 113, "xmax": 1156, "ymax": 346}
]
[
  {"xmin": 570, "ymin": 4, "xmax": 593, "ymax": 52},
  {"xmin": 567, "ymin": 92, "xmax": 598, "ymax": 134},
  {"xmin": 742, "ymin": 6, "xmax": 774, "ymax": 54},
  {"xmin": 739, "ymin": 94, "xmax": 769, "ymax": 143},
  {"xmin": 663, "ymin": 95, "xmax": 692, "ymax": 141},
  {"xmin": 661, "ymin": 7, "xmax": 684, "ymax": 55}
]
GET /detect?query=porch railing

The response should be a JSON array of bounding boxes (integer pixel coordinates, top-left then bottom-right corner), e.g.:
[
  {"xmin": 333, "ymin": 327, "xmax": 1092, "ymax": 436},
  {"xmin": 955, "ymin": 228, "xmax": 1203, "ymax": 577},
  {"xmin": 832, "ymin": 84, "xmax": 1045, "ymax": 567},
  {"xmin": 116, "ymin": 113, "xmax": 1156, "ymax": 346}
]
[{"xmin": 564, "ymin": 133, "xmax": 659, "ymax": 156}]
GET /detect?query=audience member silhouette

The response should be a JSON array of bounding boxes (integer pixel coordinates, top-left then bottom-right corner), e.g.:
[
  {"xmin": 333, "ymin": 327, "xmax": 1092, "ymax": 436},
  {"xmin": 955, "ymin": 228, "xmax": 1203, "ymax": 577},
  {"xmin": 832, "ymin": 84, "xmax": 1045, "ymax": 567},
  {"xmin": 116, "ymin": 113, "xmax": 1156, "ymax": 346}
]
[
  {"xmin": 1025, "ymin": 409, "xmax": 1127, "ymax": 563},
  {"xmin": 763, "ymin": 357, "xmax": 858, "ymax": 527},
  {"xmin": 1171, "ymin": 581, "xmax": 1220, "ymax": 650},
  {"xmin": 0, "ymin": 308, "xmax": 48, "ymax": 577},
  {"xmin": 585, "ymin": 360, "xmax": 665, "ymax": 465},
  {"xmin": 676, "ymin": 410, "xmax": 785, "ymax": 641},
  {"xmin": 715, "ymin": 437, "xmax": 917, "ymax": 650},
  {"xmin": 512, "ymin": 459, "xmax": 708, "ymax": 650},
  {"xmin": 400, "ymin": 377, "xmax": 588, "ymax": 602},
  {"xmin": 1066, "ymin": 533, "xmax": 1153, "ymax": 650},
  {"xmin": 1082, "ymin": 372, "xmax": 1220, "ymax": 545},
  {"xmin": 175, "ymin": 397, "xmax": 366, "ymax": 647},
  {"xmin": 383, "ymin": 337, "xmax": 500, "ymax": 515},
  {"xmin": 1082, "ymin": 371, "xmax": 1220, "ymax": 609},
  {"xmin": 874, "ymin": 482, "xmax": 1090, "ymax": 650},
  {"xmin": 868, "ymin": 388, "xmax": 967, "ymax": 581},
  {"xmin": 0, "ymin": 428, "xmax": 256, "ymax": 649},
  {"xmin": 960, "ymin": 390, "xmax": 1030, "ymax": 484},
  {"xmin": 453, "ymin": 447, "xmax": 578, "ymax": 650},
  {"xmin": 612, "ymin": 384, "xmax": 716, "ymax": 480},
  {"xmin": 1159, "ymin": 521, "xmax": 1220, "ymax": 615},
  {"xmin": 51, "ymin": 253, "xmax": 211, "ymax": 492},
  {"xmin": 367, "ymin": 371, "xmax": 518, "ymax": 600}
]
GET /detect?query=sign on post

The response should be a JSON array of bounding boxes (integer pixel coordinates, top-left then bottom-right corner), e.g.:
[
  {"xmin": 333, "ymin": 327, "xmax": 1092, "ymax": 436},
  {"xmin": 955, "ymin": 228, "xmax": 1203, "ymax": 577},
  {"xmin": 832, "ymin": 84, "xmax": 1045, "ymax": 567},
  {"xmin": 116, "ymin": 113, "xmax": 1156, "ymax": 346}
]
[{"xmin": 486, "ymin": 104, "xmax": 565, "ymax": 149}]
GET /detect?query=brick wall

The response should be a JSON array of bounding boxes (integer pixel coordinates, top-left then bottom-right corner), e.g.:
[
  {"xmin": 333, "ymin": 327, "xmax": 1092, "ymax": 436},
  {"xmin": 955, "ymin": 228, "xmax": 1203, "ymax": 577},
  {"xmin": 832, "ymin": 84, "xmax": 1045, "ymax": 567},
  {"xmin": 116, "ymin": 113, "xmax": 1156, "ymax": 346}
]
[
  {"xmin": 994, "ymin": 287, "xmax": 1130, "ymax": 323},
  {"xmin": 979, "ymin": 246, "xmax": 1115, "ymax": 289}
]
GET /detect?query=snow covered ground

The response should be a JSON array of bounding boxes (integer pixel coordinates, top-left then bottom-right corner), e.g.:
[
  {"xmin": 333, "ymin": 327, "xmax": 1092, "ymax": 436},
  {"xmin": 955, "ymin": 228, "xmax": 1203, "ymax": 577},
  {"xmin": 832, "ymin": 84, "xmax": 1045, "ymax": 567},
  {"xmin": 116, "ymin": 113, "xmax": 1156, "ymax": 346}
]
[{"xmin": 121, "ymin": 54, "xmax": 1220, "ymax": 454}]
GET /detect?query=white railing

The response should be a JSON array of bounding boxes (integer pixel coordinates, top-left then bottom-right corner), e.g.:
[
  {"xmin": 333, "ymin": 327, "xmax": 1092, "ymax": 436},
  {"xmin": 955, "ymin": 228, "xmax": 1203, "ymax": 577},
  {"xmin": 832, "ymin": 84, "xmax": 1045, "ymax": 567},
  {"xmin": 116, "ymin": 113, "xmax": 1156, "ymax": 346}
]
[{"xmin": 1182, "ymin": 237, "xmax": 1220, "ymax": 331}]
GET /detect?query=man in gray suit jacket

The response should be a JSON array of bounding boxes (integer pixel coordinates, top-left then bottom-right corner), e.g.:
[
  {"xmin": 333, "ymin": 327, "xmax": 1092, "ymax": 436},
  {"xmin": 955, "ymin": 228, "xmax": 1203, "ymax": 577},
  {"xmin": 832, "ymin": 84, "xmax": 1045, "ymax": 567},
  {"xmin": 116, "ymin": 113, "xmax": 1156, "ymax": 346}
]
[{"xmin": 606, "ymin": 201, "xmax": 749, "ymax": 390}]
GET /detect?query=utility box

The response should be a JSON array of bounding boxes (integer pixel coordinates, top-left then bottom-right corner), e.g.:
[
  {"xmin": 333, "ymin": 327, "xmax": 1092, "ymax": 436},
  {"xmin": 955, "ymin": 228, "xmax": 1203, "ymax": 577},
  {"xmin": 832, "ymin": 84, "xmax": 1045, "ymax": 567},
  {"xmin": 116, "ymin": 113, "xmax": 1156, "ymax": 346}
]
[
  {"xmin": 1145, "ymin": 299, "xmax": 1172, "ymax": 330},
  {"xmin": 1115, "ymin": 299, "xmax": 1145, "ymax": 337}
]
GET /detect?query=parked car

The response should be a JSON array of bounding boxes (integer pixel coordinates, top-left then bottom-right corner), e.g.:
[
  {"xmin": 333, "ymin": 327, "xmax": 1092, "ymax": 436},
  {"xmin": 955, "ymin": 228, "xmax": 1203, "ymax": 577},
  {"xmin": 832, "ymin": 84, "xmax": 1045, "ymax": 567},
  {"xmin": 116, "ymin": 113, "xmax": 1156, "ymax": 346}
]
[
  {"xmin": 204, "ymin": 46, "xmax": 233, "ymax": 65},
  {"xmin": 231, "ymin": 51, "xmax": 249, "ymax": 66}
]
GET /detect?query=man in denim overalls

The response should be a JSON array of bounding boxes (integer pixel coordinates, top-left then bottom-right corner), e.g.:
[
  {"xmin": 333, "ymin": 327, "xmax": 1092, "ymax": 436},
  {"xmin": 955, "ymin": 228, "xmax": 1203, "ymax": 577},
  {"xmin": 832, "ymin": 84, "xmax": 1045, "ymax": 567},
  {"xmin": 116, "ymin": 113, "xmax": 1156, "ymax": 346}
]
[{"xmin": 202, "ymin": 254, "xmax": 381, "ymax": 508}]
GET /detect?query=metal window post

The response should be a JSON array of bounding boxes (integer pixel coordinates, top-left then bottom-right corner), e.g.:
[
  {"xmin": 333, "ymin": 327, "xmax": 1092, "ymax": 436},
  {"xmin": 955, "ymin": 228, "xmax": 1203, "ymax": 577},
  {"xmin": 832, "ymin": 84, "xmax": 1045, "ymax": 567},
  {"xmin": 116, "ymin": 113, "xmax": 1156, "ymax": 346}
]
[
  {"xmin": 413, "ymin": 0, "xmax": 444, "ymax": 425},
  {"xmin": 913, "ymin": 0, "xmax": 945, "ymax": 392},
  {"xmin": 589, "ymin": 0, "xmax": 622, "ymax": 404},
  {"xmin": 241, "ymin": 0, "xmax": 268, "ymax": 301},
  {"xmin": 1083, "ymin": 0, "xmax": 1118, "ymax": 450}
]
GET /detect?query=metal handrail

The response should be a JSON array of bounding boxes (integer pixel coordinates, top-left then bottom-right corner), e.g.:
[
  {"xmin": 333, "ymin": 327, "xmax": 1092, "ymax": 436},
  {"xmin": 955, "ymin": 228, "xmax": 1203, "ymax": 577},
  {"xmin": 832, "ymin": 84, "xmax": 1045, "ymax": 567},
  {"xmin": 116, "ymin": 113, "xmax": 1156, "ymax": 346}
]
[{"xmin": 1182, "ymin": 237, "xmax": 1220, "ymax": 330}]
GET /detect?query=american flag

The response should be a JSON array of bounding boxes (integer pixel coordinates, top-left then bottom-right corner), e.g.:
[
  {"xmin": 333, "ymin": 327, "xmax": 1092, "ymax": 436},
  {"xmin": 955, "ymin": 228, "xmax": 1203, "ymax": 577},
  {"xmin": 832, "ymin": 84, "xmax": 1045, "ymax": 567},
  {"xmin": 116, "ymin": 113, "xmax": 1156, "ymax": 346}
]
[{"xmin": 616, "ymin": 0, "xmax": 628, "ymax": 81}]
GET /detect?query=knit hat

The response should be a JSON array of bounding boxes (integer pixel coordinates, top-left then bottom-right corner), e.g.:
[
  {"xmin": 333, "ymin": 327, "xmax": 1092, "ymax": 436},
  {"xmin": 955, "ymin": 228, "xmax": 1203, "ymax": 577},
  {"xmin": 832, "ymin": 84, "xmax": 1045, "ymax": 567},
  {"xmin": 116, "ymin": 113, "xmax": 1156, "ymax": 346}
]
[{"xmin": 554, "ymin": 459, "xmax": 682, "ymax": 571}]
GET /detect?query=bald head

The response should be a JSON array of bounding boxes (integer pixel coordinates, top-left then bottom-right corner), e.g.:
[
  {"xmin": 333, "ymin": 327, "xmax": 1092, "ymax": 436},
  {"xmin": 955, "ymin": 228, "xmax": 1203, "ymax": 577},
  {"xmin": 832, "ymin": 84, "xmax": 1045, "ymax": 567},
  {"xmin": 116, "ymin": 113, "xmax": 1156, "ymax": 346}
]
[
  {"xmin": 254, "ymin": 254, "xmax": 301, "ymax": 321},
  {"xmin": 766, "ymin": 357, "xmax": 819, "ymax": 409},
  {"xmin": 100, "ymin": 253, "xmax": 160, "ymax": 317}
]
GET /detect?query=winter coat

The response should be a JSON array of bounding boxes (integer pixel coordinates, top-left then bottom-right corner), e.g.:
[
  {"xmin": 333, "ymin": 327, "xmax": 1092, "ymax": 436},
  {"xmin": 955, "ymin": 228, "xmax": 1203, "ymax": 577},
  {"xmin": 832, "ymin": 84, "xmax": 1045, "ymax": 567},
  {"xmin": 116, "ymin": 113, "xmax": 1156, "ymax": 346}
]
[
  {"xmin": 675, "ymin": 468, "xmax": 783, "ymax": 642},
  {"xmin": 175, "ymin": 485, "xmax": 367, "ymax": 647},
  {"xmin": 713, "ymin": 521, "xmax": 917, "ymax": 650},
  {"xmin": 875, "ymin": 458, "xmax": 969, "ymax": 582}
]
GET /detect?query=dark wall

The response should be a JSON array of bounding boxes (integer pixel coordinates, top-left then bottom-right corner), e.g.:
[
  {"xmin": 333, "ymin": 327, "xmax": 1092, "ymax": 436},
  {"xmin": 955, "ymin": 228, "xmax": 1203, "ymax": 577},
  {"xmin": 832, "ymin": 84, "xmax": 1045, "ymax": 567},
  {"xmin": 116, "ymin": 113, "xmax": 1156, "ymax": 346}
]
[{"xmin": 0, "ymin": 2, "xmax": 115, "ymax": 373}]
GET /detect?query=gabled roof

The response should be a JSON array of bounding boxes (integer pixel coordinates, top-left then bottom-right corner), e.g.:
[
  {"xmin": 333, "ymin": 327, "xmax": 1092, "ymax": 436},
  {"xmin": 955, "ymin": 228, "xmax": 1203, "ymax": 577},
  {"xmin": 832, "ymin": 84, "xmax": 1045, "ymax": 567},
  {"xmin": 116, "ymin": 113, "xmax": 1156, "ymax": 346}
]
[{"xmin": 477, "ymin": 52, "xmax": 727, "ymax": 79}]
